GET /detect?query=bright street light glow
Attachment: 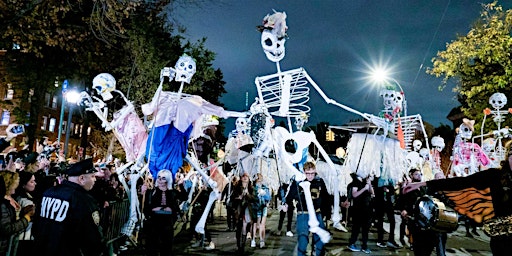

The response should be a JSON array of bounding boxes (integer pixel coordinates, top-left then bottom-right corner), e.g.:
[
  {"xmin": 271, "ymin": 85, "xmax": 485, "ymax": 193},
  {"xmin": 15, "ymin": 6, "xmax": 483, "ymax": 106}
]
[
  {"xmin": 66, "ymin": 90, "xmax": 80, "ymax": 104},
  {"xmin": 370, "ymin": 67, "xmax": 391, "ymax": 83}
]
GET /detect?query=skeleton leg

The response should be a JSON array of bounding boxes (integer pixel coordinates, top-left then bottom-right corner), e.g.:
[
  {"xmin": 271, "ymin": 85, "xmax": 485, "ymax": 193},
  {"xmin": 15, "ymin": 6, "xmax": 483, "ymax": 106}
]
[
  {"xmin": 299, "ymin": 181, "xmax": 331, "ymax": 243},
  {"xmin": 194, "ymin": 190, "xmax": 219, "ymax": 234}
]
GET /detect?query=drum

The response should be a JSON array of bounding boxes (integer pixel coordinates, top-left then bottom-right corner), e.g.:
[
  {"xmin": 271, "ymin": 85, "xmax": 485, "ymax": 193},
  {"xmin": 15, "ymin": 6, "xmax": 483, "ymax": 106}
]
[{"xmin": 415, "ymin": 195, "xmax": 459, "ymax": 233}]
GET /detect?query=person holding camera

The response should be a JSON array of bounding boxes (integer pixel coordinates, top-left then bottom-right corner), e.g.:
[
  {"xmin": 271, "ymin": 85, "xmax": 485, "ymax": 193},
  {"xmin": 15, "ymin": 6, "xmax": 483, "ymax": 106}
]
[
  {"xmin": 0, "ymin": 124, "xmax": 24, "ymax": 153},
  {"xmin": 1, "ymin": 171, "xmax": 36, "ymax": 255}
]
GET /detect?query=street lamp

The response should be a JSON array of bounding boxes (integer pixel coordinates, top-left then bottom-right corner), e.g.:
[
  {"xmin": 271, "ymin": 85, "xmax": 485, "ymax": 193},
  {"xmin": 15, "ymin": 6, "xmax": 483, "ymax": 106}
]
[
  {"xmin": 370, "ymin": 68, "xmax": 407, "ymax": 117},
  {"xmin": 63, "ymin": 90, "xmax": 80, "ymax": 158}
]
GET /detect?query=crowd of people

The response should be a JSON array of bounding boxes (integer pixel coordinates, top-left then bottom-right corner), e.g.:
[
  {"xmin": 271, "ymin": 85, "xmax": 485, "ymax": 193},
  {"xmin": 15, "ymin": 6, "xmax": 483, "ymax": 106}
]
[{"xmin": 2, "ymin": 120, "xmax": 511, "ymax": 256}]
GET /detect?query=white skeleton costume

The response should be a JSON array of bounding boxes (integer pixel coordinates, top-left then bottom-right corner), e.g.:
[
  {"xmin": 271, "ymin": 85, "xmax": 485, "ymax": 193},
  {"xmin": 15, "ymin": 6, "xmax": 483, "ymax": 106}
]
[
  {"xmin": 450, "ymin": 118, "xmax": 490, "ymax": 177},
  {"xmin": 478, "ymin": 93, "xmax": 512, "ymax": 168}
]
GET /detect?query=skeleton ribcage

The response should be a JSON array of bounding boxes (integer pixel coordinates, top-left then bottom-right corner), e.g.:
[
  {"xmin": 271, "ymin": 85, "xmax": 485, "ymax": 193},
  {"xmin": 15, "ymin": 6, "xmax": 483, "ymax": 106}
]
[{"xmin": 255, "ymin": 68, "xmax": 311, "ymax": 117}]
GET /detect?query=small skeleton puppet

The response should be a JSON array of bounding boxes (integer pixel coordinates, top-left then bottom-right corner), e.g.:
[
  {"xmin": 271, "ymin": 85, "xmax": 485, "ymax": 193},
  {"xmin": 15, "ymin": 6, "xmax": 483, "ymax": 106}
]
[
  {"xmin": 430, "ymin": 136, "xmax": 445, "ymax": 173},
  {"xmin": 225, "ymin": 116, "xmax": 253, "ymax": 167},
  {"xmin": 451, "ymin": 118, "xmax": 490, "ymax": 177},
  {"xmin": 406, "ymin": 140, "xmax": 424, "ymax": 172},
  {"xmin": 371, "ymin": 81, "xmax": 404, "ymax": 137},
  {"xmin": 482, "ymin": 93, "xmax": 512, "ymax": 163},
  {"xmin": 481, "ymin": 137, "xmax": 501, "ymax": 169}
]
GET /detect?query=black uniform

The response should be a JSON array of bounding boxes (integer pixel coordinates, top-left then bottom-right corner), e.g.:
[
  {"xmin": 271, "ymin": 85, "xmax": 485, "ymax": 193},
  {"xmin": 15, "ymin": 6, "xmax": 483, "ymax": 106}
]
[{"xmin": 33, "ymin": 180, "xmax": 104, "ymax": 256}]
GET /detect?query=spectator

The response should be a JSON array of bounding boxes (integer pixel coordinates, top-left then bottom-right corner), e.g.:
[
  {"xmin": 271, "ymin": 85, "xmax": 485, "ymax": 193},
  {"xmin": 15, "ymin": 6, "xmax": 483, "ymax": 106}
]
[{"xmin": 1, "ymin": 171, "xmax": 35, "ymax": 255}]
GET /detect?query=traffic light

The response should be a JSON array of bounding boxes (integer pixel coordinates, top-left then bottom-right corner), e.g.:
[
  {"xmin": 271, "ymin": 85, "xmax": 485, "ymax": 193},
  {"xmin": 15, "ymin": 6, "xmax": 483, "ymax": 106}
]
[{"xmin": 325, "ymin": 130, "xmax": 335, "ymax": 141}]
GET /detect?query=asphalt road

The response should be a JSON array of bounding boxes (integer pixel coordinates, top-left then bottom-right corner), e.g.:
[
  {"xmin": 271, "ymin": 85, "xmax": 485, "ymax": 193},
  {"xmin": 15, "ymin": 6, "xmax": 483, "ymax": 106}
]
[{"xmin": 120, "ymin": 203, "xmax": 492, "ymax": 256}]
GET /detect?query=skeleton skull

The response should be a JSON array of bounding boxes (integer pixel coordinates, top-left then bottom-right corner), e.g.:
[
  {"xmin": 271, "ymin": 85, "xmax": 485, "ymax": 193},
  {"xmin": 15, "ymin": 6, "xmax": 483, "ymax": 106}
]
[
  {"xmin": 489, "ymin": 92, "xmax": 507, "ymax": 110},
  {"xmin": 261, "ymin": 30, "xmax": 286, "ymax": 62},
  {"xmin": 431, "ymin": 136, "xmax": 445, "ymax": 152},
  {"xmin": 92, "ymin": 73, "xmax": 116, "ymax": 101},
  {"xmin": 413, "ymin": 140, "xmax": 422, "ymax": 152},
  {"xmin": 380, "ymin": 89, "xmax": 401, "ymax": 110},
  {"xmin": 419, "ymin": 148, "xmax": 430, "ymax": 159},
  {"xmin": 235, "ymin": 117, "xmax": 248, "ymax": 134},
  {"xmin": 458, "ymin": 123, "xmax": 473, "ymax": 140},
  {"xmin": 174, "ymin": 55, "xmax": 196, "ymax": 84}
]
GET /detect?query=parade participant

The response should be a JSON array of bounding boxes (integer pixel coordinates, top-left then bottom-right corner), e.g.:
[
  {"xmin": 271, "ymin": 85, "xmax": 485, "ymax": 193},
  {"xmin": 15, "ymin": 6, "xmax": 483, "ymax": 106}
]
[
  {"xmin": 396, "ymin": 169, "xmax": 426, "ymax": 252},
  {"xmin": 250, "ymin": 172, "xmax": 271, "ymax": 248},
  {"xmin": 403, "ymin": 140, "xmax": 512, "ymax": 256},
  {"xmin": 346, "ymin": 172, "xmax": 374, "ymax": 254},
  {"xmin": 287, "ymin": 162, "xmax": 330, "ymax": 256},
  {"xmin": 1, "ymin": 171, "xmax": 35, "ymax": 255},
  {"xmin": 33, "ymin": 158, "xmax": 105, "ymax": 256},
  {"xmin": 374, "ymin": 179, "xmax": 401, "ymax": 249},
  {"xmin": 142, "ymin": 169, "xmax": 181, "ymax": 256},
  {"xmin": 231, "ymin": 172, "xmax": 255, "ymax": 253},
  {"xmin": 277, "ymin": 182, "xmax": 295, "ymax": 237}
]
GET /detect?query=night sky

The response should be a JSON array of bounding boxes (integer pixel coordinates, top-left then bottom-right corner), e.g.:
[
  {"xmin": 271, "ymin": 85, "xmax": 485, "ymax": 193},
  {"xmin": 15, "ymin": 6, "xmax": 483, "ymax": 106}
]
[{"xmin": 173, "ymin": 0, "xmax": 512, "ymax": 131}]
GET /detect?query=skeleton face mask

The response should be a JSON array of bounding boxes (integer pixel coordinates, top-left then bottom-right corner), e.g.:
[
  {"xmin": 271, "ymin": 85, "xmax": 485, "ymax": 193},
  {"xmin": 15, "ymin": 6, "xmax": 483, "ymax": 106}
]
[
  {"xmin": 92, "ymin": 73, "xmax": 116, "ymax": 101},
  {"xmin": 489, "ymin": 93, "xmax": 507, "ymax": 110},
  {"xmin": 261, "ymin": 30, "xmax": 286, "ymax": 62},
  {"xmin": 458, "ymin": 123, "xmax": 473, "ymax": 140},
  {"xmin": 235, "ymin": 117, "xmax": 248, "ymax": 133},
  {"xmin": 431, "ymin": 136, "xmax": 445, "ymax": 152},
  {"xmin": 174, "ymin": 55, "xmax": 196, "ymax": 84},
  {"xmin": 413, "ymin": 140, "xmax": 422, "ymax": 152}
]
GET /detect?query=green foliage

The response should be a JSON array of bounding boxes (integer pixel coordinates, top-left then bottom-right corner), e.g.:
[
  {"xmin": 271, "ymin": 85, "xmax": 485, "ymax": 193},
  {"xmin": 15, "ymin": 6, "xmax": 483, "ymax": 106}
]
[
  {"xmin": 0, "ymin": 0, "xmax": 228, "ymax": 152},
  {"xmin": 427, "ymin": 1, "xmax": 512, "ymax": 133}
]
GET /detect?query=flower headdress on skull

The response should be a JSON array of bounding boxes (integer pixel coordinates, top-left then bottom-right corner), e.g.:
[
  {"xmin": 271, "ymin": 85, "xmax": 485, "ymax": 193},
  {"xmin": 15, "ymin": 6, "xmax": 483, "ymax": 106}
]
[
  {"xmin": 257, "ymin": 10, "xmax": 288, "ymax": 62},
  {"xmin": 93, "ymin": 73, "xmax": 116, "ymax": 101}
]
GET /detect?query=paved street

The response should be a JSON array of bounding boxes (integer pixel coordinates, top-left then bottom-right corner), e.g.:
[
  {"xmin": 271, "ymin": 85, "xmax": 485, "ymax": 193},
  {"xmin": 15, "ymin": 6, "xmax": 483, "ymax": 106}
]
[{"xmin": 121, "ymin": 203, "xmax": 492, "ymax": 256}]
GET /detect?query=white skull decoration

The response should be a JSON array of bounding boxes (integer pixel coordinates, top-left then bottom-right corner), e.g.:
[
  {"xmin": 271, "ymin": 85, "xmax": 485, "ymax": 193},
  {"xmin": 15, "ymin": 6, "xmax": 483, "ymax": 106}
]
[
  {"xmin": 235, "ymin": 117, "xmax": 248, "ymax": 134},
  {"xmin": 413, "ymin": 140, "xmax": 422, "ymax": 152},
  {"xmin": 259, "ymin": 11, "xmax": 287, "ymax": 63},
  {"xmin": 458, "ymin": 121, "xmax": 474, "ymax": 140},
  {"xmin": 380, "ymin": 89, "xmax": 403, "ymax": 111},
  {"xmin": 92, "ymin": 73, "xmax": 116, "ymax": 101},
  {"xmin": 174, "ymin": 55, "xmax": 196, "ymax": 84},
  {"xmin": 261, "ymin": 30, "xmax": 286, "ymax": 63},
  {"xmin": 419, "ymin": 148, "xmax": 430, "ymax": 159},
  {"xmin": 431, "ymin": 136, "xmax": 445, "ymax": 152},
  {"xmin": 489, "ymin": 92, "xmax": 507, "ymax": 110}
]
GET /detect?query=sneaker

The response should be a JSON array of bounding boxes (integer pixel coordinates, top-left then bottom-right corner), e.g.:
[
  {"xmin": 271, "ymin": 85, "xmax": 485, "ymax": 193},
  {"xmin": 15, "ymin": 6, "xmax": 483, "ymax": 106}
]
[
  {"xmin": 276, "ymin": 230, "xmax": 282, "ymax": 236},
  {"xmin": 361, "ymin": 248, "xmax": 372, "ymax": 254},
  {"xmin": 347, "ymin": 244, "xmax": 361, "ymax": 252},
  {"xmin": 204, "ymin": 242, "xmax": 215, "ymax": 251},
  {"xmin": 191, "ymin": 241, "xmax": 202, "ymax": 248},
  {"xmin": 286, "ymin": 231, "xmax": 294, "ymax": 237},
  {"xmin": 387, "ymin": 241, "xmax": 402, "ymax": 249},
  {"xmin": 251, "ymin": 239, "xmax": 256, "ymax": 248},
  {"xmin": 376, "ymin": 242, "xmax": 387, "ymax": 248},
  {"xmin": 260, "ymin": 241, "xmax": 265, "ymax": 248},
  {"xmin": 333, "ymin": 222, "xmax": 348, "ymax": 232}
]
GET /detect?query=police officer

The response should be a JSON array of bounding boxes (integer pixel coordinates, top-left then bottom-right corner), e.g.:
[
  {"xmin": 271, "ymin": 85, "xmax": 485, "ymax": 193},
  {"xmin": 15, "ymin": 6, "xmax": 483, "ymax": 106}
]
[{"xmin": 34, "ymin": 158, "xmax": 105, "ymax": 256}]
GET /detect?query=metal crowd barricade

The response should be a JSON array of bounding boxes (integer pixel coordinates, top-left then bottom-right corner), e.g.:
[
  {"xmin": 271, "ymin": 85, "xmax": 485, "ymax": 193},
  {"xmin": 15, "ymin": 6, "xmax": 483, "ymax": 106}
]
[
  {"xmin": 102, "ymin": 199, "xmax": 130, "ymax": 244},
  {"xmin": 6, "ymin": 233, "xmax": 19, "ymax": 256}
]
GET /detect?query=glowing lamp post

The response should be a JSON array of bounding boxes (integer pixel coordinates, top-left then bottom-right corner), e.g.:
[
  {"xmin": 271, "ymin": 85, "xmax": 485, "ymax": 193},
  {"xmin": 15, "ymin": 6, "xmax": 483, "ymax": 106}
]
[{"xmin": 63, "ymin": 90, "xmax": 80, "ymax": 158}]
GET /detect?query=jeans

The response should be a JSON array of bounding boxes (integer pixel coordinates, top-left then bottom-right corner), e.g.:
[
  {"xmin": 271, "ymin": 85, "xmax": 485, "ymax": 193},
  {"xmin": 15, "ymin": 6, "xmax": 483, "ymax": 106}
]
[{"xmin": 296, "ymin": 213, "xmax": 326, "ymax": 256}]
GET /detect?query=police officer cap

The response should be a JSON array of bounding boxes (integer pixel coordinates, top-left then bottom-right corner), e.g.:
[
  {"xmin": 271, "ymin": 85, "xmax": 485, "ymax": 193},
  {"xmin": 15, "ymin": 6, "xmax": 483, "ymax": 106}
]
[{"xmin": 65, "ymin": 158, "xmax": 97, "ymax": 176}]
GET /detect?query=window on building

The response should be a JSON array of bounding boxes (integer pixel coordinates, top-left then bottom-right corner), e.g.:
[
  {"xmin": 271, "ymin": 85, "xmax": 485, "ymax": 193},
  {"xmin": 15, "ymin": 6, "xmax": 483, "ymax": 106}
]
[
  {"xmin": 41, "ymin": 116, "xmax": 48, "ymax": 130},
  {"xmin": 4, "ymin": 84, "xmax": 13, "ymax": 100},
  {"xmin": 74, "ymin": 123, "xmax": 80, "ymax": 135},
  {"xmin": 44, "ymin": 93, "xmax": 51, "ymax": 108},
  {"xmin": 49, "ymin": 118, "xmax": 56, "ymax": 132},
  {"xmin": 51, "ymin": 96, "xmax": 58, "ymax": 109},
  {"xmin": 1, "ymin": 110, "xmax": 10, "ymax": 125},
  {"xmin": 62, "ymin": 121, "xmax": 67, "ymax": 134}
]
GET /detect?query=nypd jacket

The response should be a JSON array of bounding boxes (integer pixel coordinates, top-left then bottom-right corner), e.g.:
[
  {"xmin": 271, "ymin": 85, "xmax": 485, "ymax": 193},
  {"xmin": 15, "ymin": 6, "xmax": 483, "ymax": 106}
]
[{"xmin": 34, "ymin": 180, "xmax": 105, "ymax": 256}]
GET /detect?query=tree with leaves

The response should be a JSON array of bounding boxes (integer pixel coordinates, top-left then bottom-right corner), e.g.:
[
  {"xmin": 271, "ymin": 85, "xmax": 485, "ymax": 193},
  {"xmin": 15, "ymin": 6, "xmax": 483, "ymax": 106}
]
[{"xmin": 427, "ymin": 1, "xmax": 512, "ymax": 133}]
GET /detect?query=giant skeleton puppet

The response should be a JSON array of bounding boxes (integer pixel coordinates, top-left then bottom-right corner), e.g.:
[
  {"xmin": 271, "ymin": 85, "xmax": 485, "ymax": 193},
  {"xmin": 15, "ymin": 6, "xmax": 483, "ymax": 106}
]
[
  {"xmin": 253, "ymin": 10, "xmax": 370, "ymax": 239},
  {"xmin": 478, "ymin": 93, "xmax": 512, "ymax": 168},
  {"xmin": 80, "ymin": 73, "xmax": 149, "ymax": 237},
  {"xmin": 450, "ymin": 118, "xmax": 490, "ymax": 177}
]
